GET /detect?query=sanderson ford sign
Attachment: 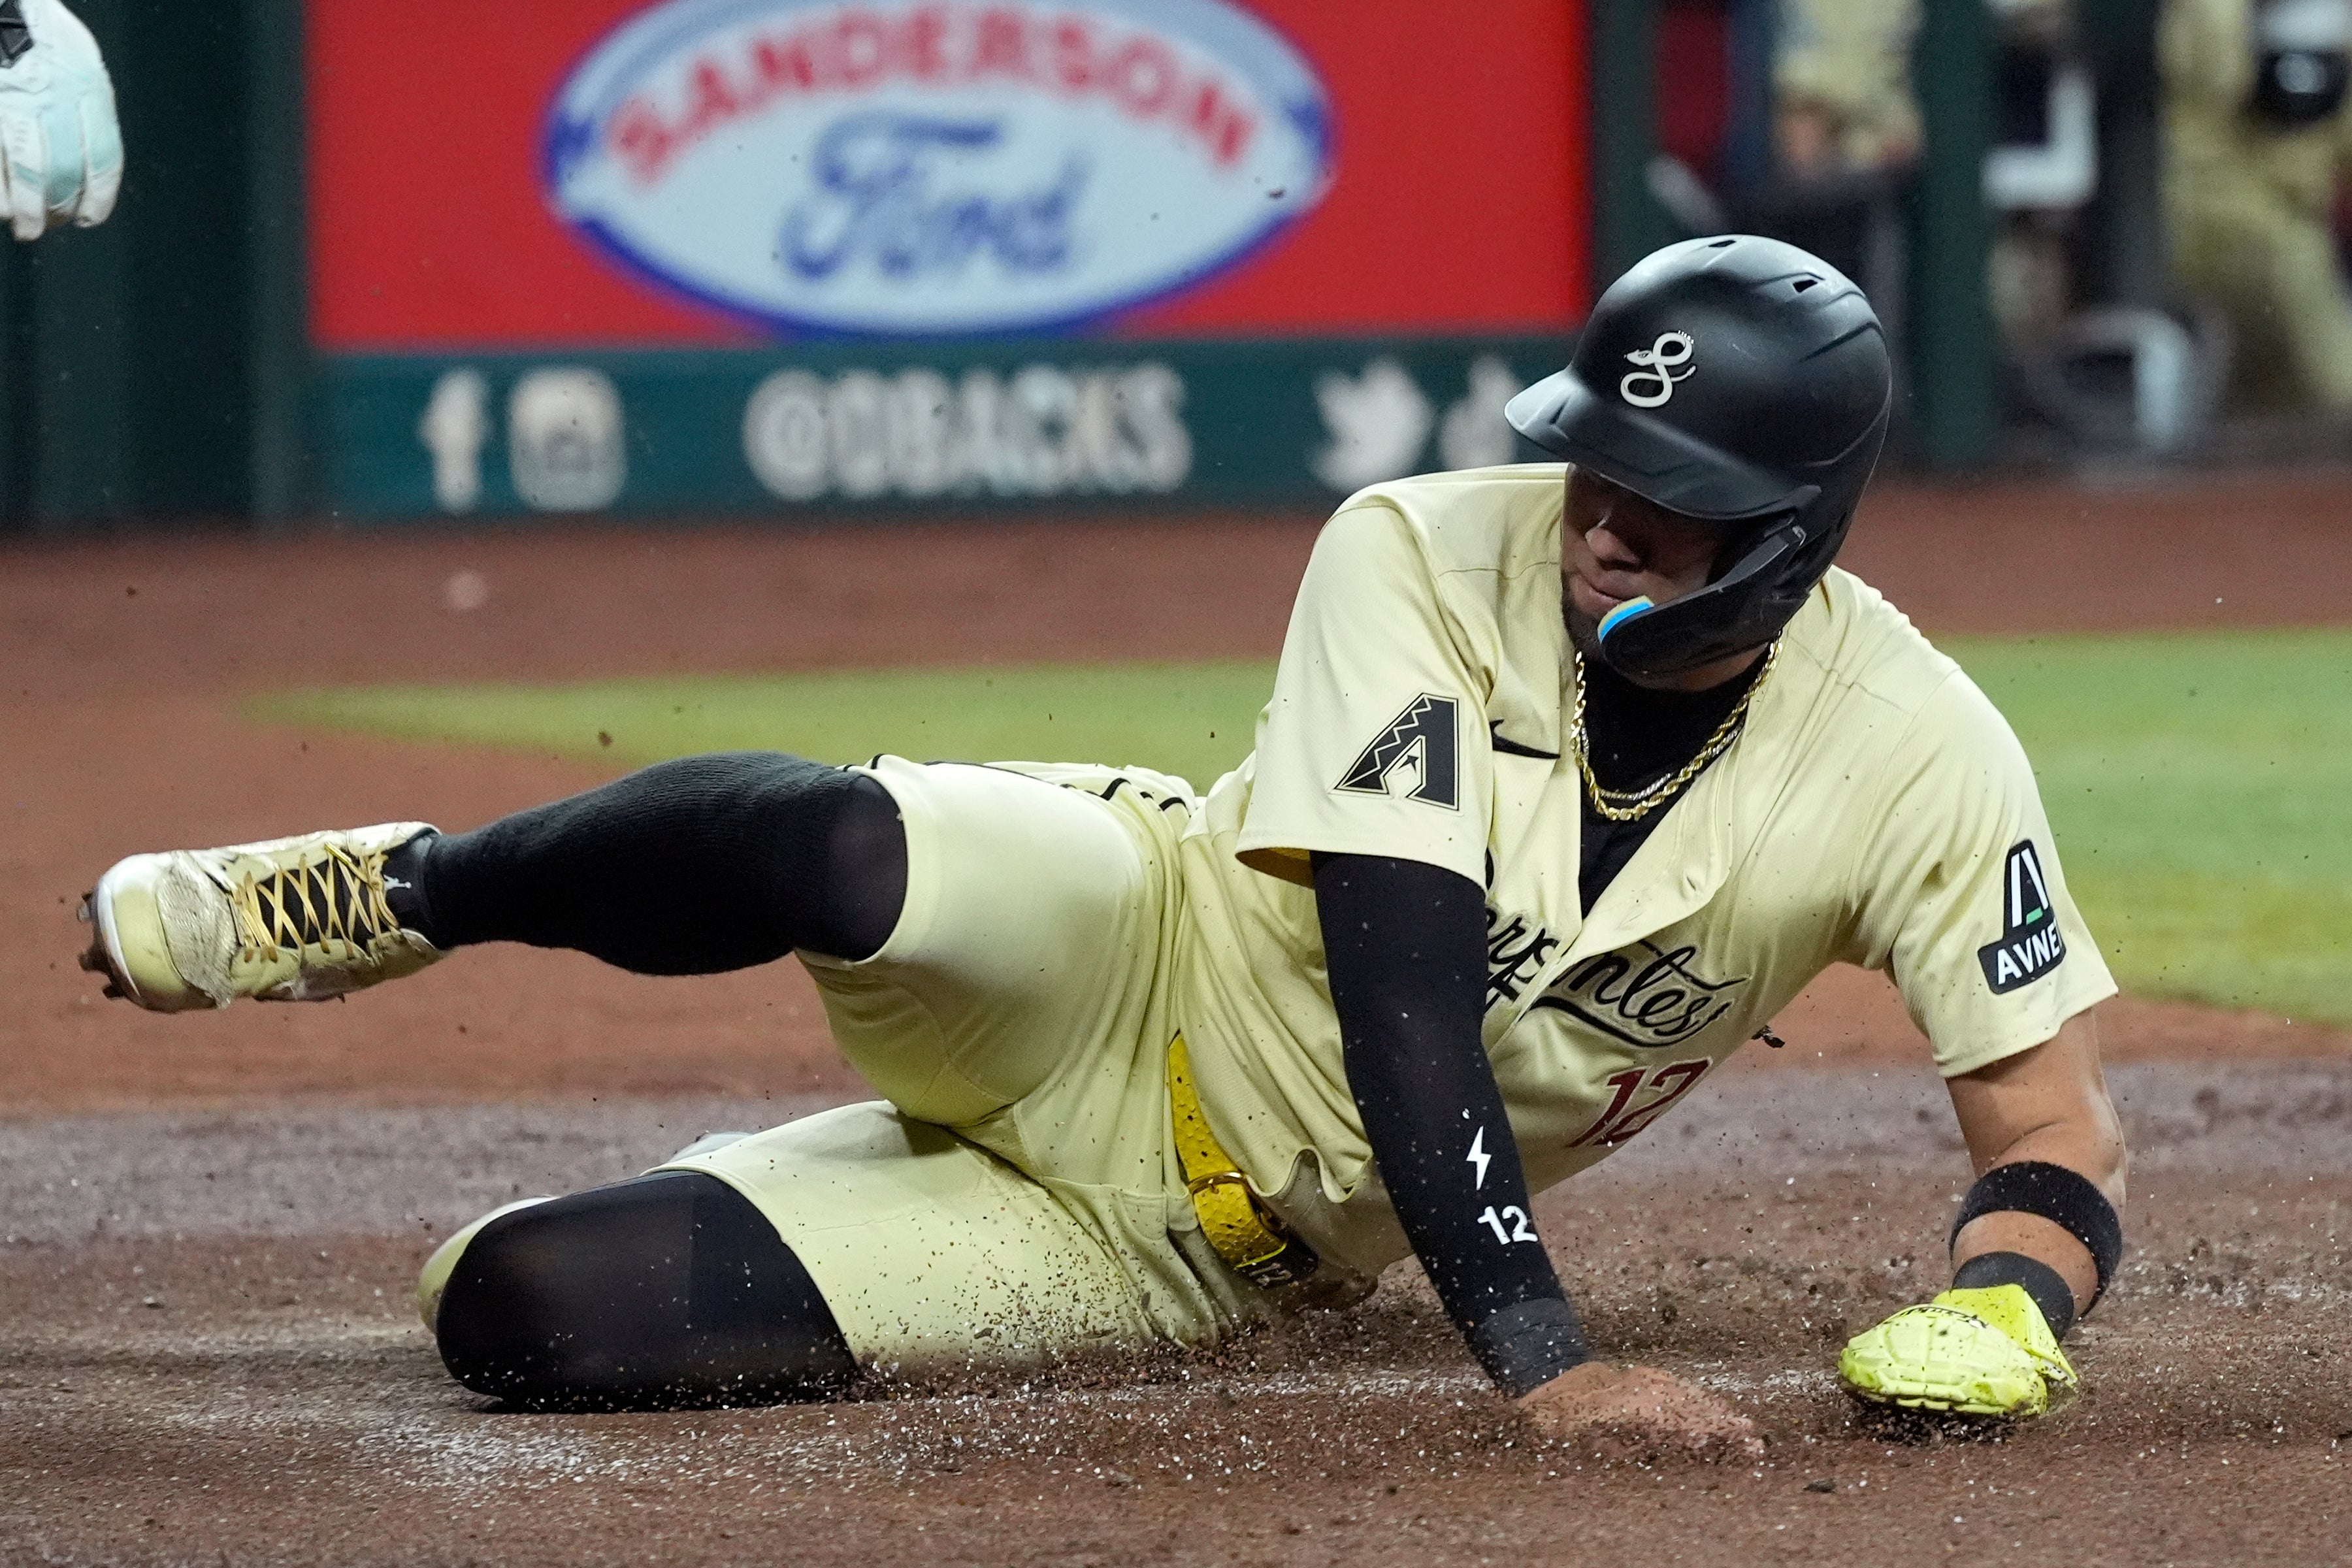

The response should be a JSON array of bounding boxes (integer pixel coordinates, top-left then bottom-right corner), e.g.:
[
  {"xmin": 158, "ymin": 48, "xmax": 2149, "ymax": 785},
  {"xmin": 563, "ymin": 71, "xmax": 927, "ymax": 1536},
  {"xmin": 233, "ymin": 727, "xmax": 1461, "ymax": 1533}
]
[{"xmin": 544, "ymin": 0, "xmax": 1333, "ymax": 335}]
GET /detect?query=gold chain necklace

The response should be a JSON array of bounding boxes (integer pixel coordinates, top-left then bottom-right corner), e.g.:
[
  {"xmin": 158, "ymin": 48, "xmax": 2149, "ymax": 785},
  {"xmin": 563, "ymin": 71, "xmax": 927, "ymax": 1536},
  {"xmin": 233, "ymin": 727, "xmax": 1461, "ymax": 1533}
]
[{"xmin": 1571, "ymin": 642, "xmax": 1778, "ymax": 823}]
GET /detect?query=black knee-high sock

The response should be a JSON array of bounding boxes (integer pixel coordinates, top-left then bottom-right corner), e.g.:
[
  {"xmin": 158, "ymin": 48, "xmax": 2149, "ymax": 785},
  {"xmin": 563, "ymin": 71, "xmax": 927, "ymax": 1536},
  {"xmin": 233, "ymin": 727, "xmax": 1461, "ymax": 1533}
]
[
  {"xmin": 435, "ymin": 1170, "xmax": 858, "ymax": 1410},
  {"xmin": 384, "ymin": 753, "xmax": 906, "ymax": 972}
]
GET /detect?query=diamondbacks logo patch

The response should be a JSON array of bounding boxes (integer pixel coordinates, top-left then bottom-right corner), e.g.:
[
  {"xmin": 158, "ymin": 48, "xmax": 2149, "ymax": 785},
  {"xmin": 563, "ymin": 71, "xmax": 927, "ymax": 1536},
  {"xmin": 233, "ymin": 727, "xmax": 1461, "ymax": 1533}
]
[
  {"xmin": 1977, "ymin": 841, "xmax": 2066, "ymax": 994},
  {"xmin": 1336, "ymin": 694, "xmax": 1460, "ymax": 809}
]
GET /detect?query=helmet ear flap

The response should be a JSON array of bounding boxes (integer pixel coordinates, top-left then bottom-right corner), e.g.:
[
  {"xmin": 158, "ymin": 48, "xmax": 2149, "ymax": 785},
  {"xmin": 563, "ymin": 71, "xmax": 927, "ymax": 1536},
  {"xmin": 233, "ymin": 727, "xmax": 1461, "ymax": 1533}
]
[{"xmin": 1595, "ymin": 520, "xmax": 1807, "ymax": 681}]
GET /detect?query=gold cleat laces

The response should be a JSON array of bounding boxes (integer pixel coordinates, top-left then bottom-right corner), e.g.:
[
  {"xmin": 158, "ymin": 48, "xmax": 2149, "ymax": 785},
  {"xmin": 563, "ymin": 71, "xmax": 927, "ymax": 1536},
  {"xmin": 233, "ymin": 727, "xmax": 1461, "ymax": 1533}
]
[{"xmin": 229, "ymin": 838, "xmax": 406, "ymax": 968}]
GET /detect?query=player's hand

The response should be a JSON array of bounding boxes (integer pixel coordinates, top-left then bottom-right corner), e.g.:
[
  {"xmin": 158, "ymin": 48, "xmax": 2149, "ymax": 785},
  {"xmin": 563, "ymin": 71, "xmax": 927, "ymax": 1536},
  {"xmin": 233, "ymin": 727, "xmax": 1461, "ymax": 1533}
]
[
  {"xmin": 0, "ymin": 0, "xmax": 120, "ymax": 239},
  {"xmin": 1515, "ymin": 1361, "xmax": 1763, "ymax": 1462},
  {"xmin": 1837, "ymin": 1284, "xmax": 2077, "ymax": 1418}
]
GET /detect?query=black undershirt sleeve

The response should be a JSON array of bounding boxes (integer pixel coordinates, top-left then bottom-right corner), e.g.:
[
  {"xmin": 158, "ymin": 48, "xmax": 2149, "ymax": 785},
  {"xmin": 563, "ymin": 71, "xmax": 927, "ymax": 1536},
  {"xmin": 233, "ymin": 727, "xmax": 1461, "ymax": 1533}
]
[{"xmin": 1313, "ymin": 851, "xmax": 1588, "ymax": 1397}]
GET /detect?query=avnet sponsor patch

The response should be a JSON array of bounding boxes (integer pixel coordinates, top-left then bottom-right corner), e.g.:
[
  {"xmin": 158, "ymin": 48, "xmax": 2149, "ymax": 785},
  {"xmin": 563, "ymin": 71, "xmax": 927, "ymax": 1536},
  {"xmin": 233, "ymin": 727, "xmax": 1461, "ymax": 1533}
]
[{"xmin": 1977, "ymin": 840, "xmax": 2067, "ymax": 994}]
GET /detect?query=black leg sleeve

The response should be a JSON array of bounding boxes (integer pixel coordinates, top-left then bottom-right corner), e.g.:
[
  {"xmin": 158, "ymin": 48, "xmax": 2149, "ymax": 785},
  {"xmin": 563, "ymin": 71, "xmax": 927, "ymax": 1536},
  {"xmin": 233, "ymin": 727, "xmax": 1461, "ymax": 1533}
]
[
  {"xmin": 1314, "ymin": 852, "xmax": 1588, "ymax": 1397},
  {"xmin": 385, "ymin": 752, "xmax": 906, "ymax": 972},
  {"xmin": 434, "ymin": 1170, "xmax": 858, "ymax": 1410}
]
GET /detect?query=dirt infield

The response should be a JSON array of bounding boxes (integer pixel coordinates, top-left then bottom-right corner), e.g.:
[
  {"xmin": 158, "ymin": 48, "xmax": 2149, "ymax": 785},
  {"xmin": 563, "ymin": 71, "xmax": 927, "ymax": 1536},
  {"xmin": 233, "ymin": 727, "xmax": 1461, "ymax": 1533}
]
[
  {"xmin": 3, "ymin": 470, "xmax": 2350, "ymax": 1564},
  {"xmin": 7, "ymin": 1066, "xmax": 2347, "ymax": 1565}
]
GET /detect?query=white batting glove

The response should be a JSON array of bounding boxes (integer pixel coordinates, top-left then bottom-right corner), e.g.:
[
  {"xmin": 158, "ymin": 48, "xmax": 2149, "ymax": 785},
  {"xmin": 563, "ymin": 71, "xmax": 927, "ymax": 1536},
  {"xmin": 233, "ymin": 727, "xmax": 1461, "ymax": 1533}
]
[{"xmin": 0, "ymin": 0, "xmax": 120, "ymax": 239}]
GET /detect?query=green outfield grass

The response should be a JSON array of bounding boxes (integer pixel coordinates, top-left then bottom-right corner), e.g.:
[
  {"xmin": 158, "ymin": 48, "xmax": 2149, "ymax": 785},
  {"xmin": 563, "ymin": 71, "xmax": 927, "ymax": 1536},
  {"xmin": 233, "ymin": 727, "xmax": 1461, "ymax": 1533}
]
[
  {"xmin": 252, "ymin": 629, "xmax": 2352, "ymax": 1026},
  {"xmin": 1938, "ymin": 629, "xmax": 2352, "ymax": 1028},
  {"xmin": 253, "ymin": 661, "xmax": 1276, "ymax": 803}
]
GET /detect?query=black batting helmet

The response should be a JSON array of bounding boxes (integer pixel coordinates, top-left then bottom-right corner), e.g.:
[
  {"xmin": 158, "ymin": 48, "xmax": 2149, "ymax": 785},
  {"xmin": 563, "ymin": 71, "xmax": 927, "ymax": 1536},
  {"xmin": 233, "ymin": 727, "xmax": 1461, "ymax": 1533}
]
[{"xmin": 1506, "ymin": 235, "xmax": 1891, "ymax": 681}]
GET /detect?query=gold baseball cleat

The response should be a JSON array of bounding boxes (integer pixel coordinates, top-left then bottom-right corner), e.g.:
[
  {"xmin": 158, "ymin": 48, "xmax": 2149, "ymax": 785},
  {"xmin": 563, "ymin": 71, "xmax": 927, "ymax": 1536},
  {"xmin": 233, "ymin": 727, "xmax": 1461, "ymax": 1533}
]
[
  {"xmin": 1838, "ymin": 1283, "xmax": 2078, "ymax": 1418},
  {"xmin": 80, "ymin": 823, "xmax": 444, "ymax": 1011}
]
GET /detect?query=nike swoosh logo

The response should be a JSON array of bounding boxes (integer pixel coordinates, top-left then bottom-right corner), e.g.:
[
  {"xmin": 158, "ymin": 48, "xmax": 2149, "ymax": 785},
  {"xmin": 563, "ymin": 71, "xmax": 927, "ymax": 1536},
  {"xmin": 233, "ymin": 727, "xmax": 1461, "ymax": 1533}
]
[{"xmin": 1489, "ymin": 721, "xmax": 1558, "ymax": 760}]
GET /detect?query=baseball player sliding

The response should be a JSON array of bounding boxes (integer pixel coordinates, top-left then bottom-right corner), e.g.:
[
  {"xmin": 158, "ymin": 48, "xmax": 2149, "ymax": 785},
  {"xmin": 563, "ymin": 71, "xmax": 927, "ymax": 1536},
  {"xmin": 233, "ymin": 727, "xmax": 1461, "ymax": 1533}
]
[{"xmin": 80, "ymin": 237, "xmax": 2125, "ymax": 1453}]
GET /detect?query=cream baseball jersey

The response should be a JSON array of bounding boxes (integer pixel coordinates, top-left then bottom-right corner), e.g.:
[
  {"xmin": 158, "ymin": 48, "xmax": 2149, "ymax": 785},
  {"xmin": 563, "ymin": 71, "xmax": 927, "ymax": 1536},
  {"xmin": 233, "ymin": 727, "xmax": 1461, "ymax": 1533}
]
[{"xmin": 1171, "ymin": 463, "xmax": 2115, "ymax": 1275}]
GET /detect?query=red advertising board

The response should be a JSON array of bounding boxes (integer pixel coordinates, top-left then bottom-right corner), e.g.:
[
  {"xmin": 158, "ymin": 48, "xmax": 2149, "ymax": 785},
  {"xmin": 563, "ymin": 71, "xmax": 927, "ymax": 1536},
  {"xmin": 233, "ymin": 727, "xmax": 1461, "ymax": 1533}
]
[{"xmin": 307, "ymin": 0, "xmax": 1588, "ymax": 349}]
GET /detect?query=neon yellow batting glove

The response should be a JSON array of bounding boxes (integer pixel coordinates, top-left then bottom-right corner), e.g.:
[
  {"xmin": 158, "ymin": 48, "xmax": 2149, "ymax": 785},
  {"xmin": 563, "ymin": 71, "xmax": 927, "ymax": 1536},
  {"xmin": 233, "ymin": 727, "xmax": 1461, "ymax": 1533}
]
[{"xmin": 1837, "ymin": 1283, "xmax": 2078, "ymax": 1418}]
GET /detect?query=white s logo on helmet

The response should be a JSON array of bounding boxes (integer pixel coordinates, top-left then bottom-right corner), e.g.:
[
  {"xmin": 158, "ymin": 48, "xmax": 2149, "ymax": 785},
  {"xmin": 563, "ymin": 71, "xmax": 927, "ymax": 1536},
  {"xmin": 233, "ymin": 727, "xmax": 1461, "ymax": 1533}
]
[{"xmin": 1619, "ymin": 331, "xmax": 1695, "ymax": 408}]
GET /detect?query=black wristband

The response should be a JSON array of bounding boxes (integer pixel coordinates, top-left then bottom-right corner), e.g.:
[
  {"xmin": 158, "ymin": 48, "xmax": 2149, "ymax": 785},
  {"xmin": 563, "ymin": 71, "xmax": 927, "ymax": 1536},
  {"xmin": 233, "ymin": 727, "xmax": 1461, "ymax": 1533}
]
[
  {"xmin": 1949, "ymin": 1160, "xmax": 2122, "ymax": 1308},
  {"xmin": 1467, "ymin": 1298, "xmax": 1590, "ymax": 1399},
  {"xmin": 1952, "ymin": 1249, "xmax": 2077, "ymax": 1341}
]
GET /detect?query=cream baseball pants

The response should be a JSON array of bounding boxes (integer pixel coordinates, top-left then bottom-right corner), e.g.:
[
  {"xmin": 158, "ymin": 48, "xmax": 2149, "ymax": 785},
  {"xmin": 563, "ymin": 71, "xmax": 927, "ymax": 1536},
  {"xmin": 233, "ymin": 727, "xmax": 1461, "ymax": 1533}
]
[{"xmin": 660, "ymin": 758, "xmax": 1277, "ymax": 1377}]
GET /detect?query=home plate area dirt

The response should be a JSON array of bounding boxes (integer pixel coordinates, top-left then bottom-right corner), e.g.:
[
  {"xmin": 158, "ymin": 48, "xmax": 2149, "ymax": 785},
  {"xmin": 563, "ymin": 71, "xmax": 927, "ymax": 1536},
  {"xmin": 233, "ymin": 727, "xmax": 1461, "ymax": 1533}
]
[{"xmin": 5, "ymin": 1060, "xmax": 2347, "ymax": 1566}]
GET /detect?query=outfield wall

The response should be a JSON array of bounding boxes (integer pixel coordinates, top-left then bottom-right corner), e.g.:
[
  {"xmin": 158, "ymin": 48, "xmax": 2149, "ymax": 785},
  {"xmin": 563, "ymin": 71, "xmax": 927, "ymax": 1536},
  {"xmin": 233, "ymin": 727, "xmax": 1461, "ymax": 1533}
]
[
  {"xmin": 304, "ymin": 0, "xmax": 1587, "ymax": 520},
  {"xmin": 0, "ymin": 2, "xmax": 2044, "ymax": 529},
  {"xmin": 327, "ymin": 336, "xmax": 1573, "ymax": 521}
]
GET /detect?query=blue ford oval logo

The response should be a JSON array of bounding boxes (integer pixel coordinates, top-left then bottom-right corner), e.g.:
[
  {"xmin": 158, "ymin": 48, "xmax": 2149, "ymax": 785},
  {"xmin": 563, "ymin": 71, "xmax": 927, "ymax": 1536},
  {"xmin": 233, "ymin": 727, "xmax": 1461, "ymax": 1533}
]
[{"xmin": 545, "ymin": 0, "xmax": 1333, "ymax": 336}]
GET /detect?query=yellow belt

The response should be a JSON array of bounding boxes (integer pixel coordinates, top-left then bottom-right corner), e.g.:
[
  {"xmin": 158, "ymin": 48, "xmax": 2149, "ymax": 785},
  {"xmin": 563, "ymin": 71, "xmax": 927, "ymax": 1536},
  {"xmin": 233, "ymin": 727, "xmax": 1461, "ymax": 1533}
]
[{"xmin": 1167, "ymin": 1034, "xmax": 1318, "ymax": 1290}]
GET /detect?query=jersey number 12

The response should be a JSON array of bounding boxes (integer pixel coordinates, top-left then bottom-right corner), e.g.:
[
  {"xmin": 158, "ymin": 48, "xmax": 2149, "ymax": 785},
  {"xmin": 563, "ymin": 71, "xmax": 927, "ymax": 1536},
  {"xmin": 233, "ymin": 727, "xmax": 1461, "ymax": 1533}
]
[
  {"xmin": 1567, "ymin": 1060, "xmax": 1713, "ymax": 1149},
  {"xmin": 1478, "ymin": 1205, "xmax": 1539, "ymax": 1245}
]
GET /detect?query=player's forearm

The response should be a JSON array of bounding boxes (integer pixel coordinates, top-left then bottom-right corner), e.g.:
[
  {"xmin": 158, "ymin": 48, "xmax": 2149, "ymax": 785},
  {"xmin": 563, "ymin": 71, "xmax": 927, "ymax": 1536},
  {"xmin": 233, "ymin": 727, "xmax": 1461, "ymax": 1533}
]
[
  {"xmin": 1945, "ymin": 1013, "xmax": 2127, "ymax": 1328},
  {"xmin": 1313, "ymin": 852, "xmax": 1588, "ymax": 1396},
  {"xmin": 1951, "ymin": 1113, "xmax": 2126, "ymax": 1322}
]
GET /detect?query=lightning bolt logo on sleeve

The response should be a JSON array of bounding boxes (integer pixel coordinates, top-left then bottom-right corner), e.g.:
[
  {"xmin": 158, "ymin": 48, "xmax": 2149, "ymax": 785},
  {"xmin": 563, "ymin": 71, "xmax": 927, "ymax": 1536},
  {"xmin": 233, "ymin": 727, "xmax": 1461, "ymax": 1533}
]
[{"xmin": 1467, "ymin": 1124, "xmax": 1540, "ymax": 1245}]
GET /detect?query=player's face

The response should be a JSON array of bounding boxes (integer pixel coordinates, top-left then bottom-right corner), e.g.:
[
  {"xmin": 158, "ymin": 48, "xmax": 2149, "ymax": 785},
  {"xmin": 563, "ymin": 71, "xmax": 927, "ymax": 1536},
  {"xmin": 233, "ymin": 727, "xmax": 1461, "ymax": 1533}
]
[{"xmin": 1561, "ymin": 467, "xmax": 1735, "ymax": 679}]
